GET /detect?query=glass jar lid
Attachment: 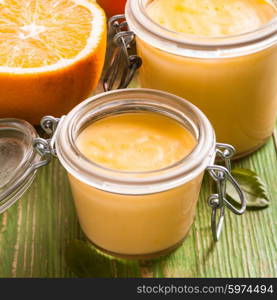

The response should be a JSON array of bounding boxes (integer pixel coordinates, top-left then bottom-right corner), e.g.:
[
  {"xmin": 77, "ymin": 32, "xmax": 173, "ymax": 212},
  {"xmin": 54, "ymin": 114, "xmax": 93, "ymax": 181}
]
[
  {"xmin": 0, "ymin": 119, "xmax": 39, "ymax": 212},
  {"xmin": 0, "ymin": 118, "xmax": 54, "ymax": 213}
]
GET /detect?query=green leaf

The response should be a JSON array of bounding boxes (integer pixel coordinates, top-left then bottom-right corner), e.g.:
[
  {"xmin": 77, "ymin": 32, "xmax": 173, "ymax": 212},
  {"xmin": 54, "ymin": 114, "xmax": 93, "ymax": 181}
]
[
  {"xmin": 65, "ymin": 240, "xmax": 140, "ymax": 278},
  {"xmin": 226, "ymin": 168, "xmax": 270, "ymax": 209}
]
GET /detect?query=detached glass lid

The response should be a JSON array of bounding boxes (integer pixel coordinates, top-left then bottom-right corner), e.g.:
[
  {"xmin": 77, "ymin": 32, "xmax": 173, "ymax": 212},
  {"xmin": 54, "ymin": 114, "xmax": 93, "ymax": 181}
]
[{"xmin": 0, "ymin": 119, "xmax": 40, "ymax": 213}]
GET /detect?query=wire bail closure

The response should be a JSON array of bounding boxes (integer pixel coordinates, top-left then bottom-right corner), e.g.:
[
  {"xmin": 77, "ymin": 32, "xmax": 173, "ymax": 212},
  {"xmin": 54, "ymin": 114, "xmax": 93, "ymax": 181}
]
[
  {"xmin": 207, "ymin": 143, "xmax": 246, "ymax": 242},
  {"xmin": 31, "ymin": 115, "xmax": 64, "ymax": 169},
  {"xmin": 103, "ymin": 15, "xmax": 142, "ymax": 91}
]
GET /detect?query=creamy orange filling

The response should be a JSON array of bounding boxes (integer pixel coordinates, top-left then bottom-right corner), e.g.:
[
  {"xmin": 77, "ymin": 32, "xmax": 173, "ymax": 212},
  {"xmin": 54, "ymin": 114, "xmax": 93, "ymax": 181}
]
[
  {"xmin": 71, "ymin": 112, "xmax": 200, "ymax": 255},
  {"xmin": 76, "ymin": 112, "xmax": 196, "ymax": 172},
  {"xmin": 146, "ymin": 0, "xmax": 276, "ymax": 37}
]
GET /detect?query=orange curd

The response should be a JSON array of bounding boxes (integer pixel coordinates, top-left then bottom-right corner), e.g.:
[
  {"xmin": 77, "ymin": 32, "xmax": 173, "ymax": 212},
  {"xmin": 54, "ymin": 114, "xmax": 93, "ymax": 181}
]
[{"xmin": 68, "ymin": 112, "xmax": 200, "ymax": 256}]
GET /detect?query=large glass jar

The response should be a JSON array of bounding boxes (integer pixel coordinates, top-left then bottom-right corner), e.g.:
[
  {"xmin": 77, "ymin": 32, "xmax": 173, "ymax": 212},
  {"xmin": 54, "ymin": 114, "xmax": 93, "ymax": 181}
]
[{"xmin": 125, "ymin": 0, "xmax": 277, "ymax": 158}]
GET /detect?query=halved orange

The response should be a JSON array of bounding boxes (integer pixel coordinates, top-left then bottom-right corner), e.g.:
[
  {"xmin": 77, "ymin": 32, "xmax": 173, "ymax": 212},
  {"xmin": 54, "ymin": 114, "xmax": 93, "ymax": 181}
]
[{"xmin": 0, "ymin": 0, "xmax": 107, "ymax": 124}]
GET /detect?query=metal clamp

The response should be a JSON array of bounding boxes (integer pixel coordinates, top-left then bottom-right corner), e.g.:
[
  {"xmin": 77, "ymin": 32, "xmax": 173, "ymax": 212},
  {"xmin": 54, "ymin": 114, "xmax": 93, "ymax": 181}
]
[
  {"xmin": 31, "ymin": 115, "xmax": 65, "ymax": 168},
  {"xmin": 206, "ymin": 143, "xmax": 246, "ymax": 241},
  {"xmin": 40, "ymin": 115, "xmax": 65, "ymax": 157},
  {"xmin": 103, "ymin": 15, "xmax": 142, "ymax": 91}
]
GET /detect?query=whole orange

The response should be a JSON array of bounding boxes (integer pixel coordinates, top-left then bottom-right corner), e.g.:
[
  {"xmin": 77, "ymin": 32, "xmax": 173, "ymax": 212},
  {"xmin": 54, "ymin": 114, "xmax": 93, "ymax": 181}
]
[
  {"xmin": 0, "ymin": 0, "xmax": 107, "ymax": 124},
  {"xmin": 97, "ymin": 0, "xmax": 127, "ymax": 18}
]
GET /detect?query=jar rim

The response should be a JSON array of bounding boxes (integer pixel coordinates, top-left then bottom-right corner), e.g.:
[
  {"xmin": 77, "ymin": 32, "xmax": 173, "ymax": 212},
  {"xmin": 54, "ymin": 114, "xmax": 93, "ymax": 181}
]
[
  {"xmin": 126, "ymin": 0, "xmax": 277, "ymax": 58},
  {"xmin": 56, "ymin": 89, "xmax": 216, "ymax": 195}
]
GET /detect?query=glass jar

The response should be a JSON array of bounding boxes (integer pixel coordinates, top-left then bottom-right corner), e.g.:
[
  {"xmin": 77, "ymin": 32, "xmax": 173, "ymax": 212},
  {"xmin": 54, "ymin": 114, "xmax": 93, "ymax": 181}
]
[
  {"xmin": 121, "ymin": 0, "xmax": 277, "ymax": 158},
  {"xmin": 0, "ymin": 89, "xmax": 245, "ymax": 259}
]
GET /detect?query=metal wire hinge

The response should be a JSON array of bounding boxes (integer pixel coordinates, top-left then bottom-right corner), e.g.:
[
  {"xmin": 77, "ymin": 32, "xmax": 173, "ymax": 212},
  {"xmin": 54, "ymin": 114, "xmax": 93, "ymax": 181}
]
[
  {"xmin": 31, "ymin": 115, "xmax": 65, "ymax": 171},
  {"xmin": 206, "ymin": 143, "xmax": 246, "ymax": 242},
  {"xmin": 103, "ymin": 14, "xmax": 142, "ymax": 91}
]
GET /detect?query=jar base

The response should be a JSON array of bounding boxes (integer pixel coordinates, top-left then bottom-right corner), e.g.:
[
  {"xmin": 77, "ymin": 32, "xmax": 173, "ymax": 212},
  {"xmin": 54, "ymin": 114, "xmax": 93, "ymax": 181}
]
[
  {"xmin": 232, "ymin": 136, "xmax": 271, "ymax": 160},
  {"xmin": 86, "ymin": 237, "xmax": 185, "ymax": 260}
]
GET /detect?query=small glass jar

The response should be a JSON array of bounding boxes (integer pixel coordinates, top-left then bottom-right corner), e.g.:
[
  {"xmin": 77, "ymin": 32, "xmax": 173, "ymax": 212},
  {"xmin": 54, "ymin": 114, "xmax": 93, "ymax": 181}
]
[
  {"xmin": 122, "ymin": 0, "xmax": 277, "ymax": 158},
  {"xmin": 0, "ymin": 89, "xmax": 245, "ymax": 259}
]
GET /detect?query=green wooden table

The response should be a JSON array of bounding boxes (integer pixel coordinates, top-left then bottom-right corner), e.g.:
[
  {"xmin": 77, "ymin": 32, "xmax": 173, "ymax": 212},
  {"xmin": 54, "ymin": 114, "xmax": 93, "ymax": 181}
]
[{"xmin": 0, "ymin": 76, "xmax": 276, "ymax": 277}]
